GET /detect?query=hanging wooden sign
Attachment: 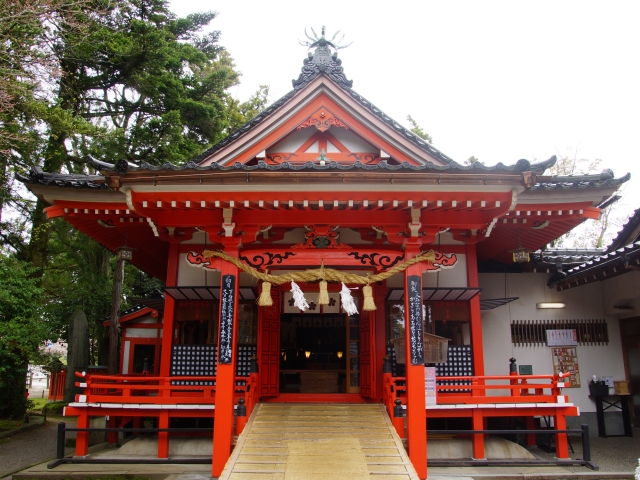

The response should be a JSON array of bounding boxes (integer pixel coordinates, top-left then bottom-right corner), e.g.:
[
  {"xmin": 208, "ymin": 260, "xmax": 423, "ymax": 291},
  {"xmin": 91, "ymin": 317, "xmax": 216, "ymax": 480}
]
[
  {"xmin": 408, "ymin": 275, "xmax": 425, "ymax": 365},
  {"xmin": 218, "ymin": 274, "xmax": 236, "ymax": 364},
  {"xmin": 551, "ymin": 347, "xmax": 581, "ymax": 387}
]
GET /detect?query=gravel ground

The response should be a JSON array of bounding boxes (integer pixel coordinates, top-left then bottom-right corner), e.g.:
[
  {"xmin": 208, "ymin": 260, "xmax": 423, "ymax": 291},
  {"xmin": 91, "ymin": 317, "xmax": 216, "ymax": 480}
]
[
  {"xmin": 0, "ymin": 416, "xmax": 75, "ymax": 480},
  {"xmin": 529, "ymin": 426, "xmax": 640, "ymax": 473}
]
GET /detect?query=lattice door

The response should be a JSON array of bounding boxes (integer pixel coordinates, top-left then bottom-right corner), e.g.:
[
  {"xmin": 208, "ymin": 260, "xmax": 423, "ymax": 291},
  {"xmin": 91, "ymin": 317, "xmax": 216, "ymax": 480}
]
[{"xmin": 258, "ymin": 288, "xmax": 280, "ymax": 397}]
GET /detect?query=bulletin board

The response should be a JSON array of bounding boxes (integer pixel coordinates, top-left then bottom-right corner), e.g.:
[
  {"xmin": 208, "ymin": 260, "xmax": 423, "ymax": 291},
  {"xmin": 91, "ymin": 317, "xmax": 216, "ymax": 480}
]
[{"xmin": 551, "ymin": 347, "xmax": 581, "ymax": 387}]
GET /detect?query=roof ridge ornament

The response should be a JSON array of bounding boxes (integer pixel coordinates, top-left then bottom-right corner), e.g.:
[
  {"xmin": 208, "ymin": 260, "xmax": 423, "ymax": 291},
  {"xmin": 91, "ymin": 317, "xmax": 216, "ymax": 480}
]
[{"xmin": 293, "ymin": 26, "xmax": 353, "ymax": 91}]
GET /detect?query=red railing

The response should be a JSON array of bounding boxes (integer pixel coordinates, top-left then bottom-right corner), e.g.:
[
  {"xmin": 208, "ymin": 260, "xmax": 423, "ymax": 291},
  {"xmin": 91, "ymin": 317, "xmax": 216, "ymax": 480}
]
[
  {"xmin": 74, "ymin": 371, "xmax": 259, "ymax": 413},
  {"xmin": 382, "ymin": 372, "xmax": 570, "ymax": 417}
]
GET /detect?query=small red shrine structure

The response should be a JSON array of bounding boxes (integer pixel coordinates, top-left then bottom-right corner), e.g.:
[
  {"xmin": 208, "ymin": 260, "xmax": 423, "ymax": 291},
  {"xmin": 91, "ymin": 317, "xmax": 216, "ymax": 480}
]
[{"xmin": 20, "ymin": 31, "xmax": 628, "ymax": 479}]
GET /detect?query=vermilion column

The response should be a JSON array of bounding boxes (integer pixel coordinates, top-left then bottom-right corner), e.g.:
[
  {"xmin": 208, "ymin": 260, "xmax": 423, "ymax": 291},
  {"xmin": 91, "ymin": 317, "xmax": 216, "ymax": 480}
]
[
  {"xmin": 403, "ymin": 243, "xmax": 427, "ymax": 480},
  {"xmin": 212, "ymin": 243, "xmax": 240, "ymax": 477},
  {"xmin": 465, "ymin": 242, "xmax": 485, "ymax": 376},
  {"xmin": 160, "ymin": 241, "xmax": 180, "ymax": 377}
]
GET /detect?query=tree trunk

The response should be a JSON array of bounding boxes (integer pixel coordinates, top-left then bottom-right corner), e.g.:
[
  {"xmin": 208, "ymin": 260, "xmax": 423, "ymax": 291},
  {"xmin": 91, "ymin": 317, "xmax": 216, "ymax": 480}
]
[
  {"xmin": 64, "ymin": 309, "xmax": 89, "ymax": 403},
  {"xmin": 25, "ymin": 54, "xmax": 78, "ymax": 277},
  {"xmin": 108, "ymin": 256, "xmax": 125, "ymax": 374}
]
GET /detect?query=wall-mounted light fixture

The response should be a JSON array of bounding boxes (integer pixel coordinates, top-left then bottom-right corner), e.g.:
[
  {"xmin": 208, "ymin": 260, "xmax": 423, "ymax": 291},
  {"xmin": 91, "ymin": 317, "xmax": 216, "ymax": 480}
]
[
  {"xmin": 336, "ymin": 351, "xmax": 343, "ymax": 359},
  {"xmin": 305, "ymin": 351, "xmax": 311, "ymax": 359},
  {"xmin": 536, "ymin": 302, "xmax": 566, "ymax": 309}
]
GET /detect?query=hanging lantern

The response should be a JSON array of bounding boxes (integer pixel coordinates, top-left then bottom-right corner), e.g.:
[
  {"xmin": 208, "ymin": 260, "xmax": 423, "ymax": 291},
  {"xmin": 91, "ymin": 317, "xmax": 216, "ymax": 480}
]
[
  {"xmin": 510, "ymin": 229, "xmax": 530, "ymax": 263},
  {"xmin": 116, "ymin": 246, "xmax": 134, "ymax": 261},
  {"xmin": 510, "ymin": 247, "xmax": 530, "ymax": 263}
]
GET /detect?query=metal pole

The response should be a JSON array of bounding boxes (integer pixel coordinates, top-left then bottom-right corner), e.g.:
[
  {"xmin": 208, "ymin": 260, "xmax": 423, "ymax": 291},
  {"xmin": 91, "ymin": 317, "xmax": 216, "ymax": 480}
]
[
  {"xmin": 57, "ymin": 422, "xmax": 66, "ymax": 459},
  {"xmin": 581, "ymin": 424, "xmax": 591, "ymax": 462}
]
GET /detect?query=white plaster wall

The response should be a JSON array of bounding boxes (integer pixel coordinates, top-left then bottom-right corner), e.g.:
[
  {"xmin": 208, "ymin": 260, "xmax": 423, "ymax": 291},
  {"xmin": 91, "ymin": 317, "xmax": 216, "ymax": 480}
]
[
  {"xmin": 177, "ymin": 253, "xmax": 258, "ymax": 287},
  {"xmin": 385, "ymin": 255, "xmax": 467, "ymax": 288},
  {"xmin": 601, "ymin": 270, "xmax": 640, "ymax": 316},
  {"xmin": 329, "ymin": 128, "xmax": 378, "ymax": 153},
  {"xmin": 480, "ymin": 272, "xmax": 626, "ymax": 413},
  {"xmin": 125, "ymin": 328, "xmax": 158, "ymax": 338},
  {"xmin": 267, "ymin": 128, "xmax": 313, "ymax": 153},
  {"xmin": 426, "ymin": 232, "xmax": 466, "ymax": 246}
]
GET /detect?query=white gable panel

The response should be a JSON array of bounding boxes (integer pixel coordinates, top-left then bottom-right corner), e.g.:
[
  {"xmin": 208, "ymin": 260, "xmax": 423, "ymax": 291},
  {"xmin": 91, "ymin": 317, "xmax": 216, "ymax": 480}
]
[
  {"xmin": 326, "ymin": 140, "xmax": 340, "ymax": 153},
  {"xmin": 304, "ymin": 140, "xmax": 319, "ymax": 153},
  {"xmin": 330, "ymin": 128, "xmax": 378, "ymax": 153},
  {"xmin": 266, "ymin": 128, "xmax": 313, "ymax": 154}
]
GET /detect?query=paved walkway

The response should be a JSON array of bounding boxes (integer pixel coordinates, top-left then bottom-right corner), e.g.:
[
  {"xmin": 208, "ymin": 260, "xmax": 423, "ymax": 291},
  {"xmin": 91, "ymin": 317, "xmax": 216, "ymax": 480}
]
[
  {"xmin": 0, "ymin": 416, "xmax": 75, "ymax": 480},
  {"xmin": 220, "ymin": 403, "xmax": 419, "ymax": 480},
  {"xmin": 4, "ymin": 408, "xmax": 638, "ymax": 479}
]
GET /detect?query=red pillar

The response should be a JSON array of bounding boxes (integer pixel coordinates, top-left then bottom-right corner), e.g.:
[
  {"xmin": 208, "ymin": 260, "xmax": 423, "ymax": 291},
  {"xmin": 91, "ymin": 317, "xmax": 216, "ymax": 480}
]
[
  {"xmin": 465, "ymin": 242, "xmax": 485, "ymax": 376},
  {"xmin": 471, "ymin": 409, "xmax": 486, "ymax": 459},
  {"xmin": 212, "ymin": 243, "xmax": 240, "ymax": 477},
  {"xmin": 374, "ymin": 284, "xmax": 388, "ymax": 401},
  {"xmin": 75, "ymin": 410, "xmax": 89, "ymax": 457},
  {"xmin": 403, "ymin": 244, "xmax": 427, "ymax": 480},
  {"xmin": 160, "ymin": 241, "xmax": 180, "ymax": 377},
  {"xmin": 157, "ymin": 411, "xmax": 170, "ymax": 458},
  {"xmin": 554, "ymin": 413, "xmax": 569, "ymax": 458}
]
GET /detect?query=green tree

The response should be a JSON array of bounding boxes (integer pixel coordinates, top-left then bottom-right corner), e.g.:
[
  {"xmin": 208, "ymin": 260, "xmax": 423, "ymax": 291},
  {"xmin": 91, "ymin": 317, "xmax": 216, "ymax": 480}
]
[
  {"xmin": 1, "ymin": 1, "xmax": 261, "ymax": 383},
  {"xmin": 10, "ymin": 0, "xmax": 241, "ymax": 277},
  {"xmin": 226, "ymin": 84, "xmax": 270, "ymax": 132},
  {"xmin": 0, "ymin": 252, "xmax": 46, "ymax": 418},
  {"xmin": 406, "ymin": 114, "xmax": 433, "ymax": 144}
]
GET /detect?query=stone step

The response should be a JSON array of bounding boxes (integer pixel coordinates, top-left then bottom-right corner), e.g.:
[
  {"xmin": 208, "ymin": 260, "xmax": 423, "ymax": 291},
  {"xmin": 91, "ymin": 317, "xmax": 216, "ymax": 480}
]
[{"xmin": 219, "ymin": 403, "xmax": 418, "ymax": 480}]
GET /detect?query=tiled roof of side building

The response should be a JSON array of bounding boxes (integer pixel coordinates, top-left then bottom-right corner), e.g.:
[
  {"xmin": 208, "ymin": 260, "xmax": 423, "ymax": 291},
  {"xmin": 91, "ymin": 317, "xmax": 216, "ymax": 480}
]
[
  {"xmin": 606, "ymin": 206, "xmax": 640, "ymax": 252},
  {"xmin": 15, "ymin": 167, "xmax": 108, "ymax": 189},
  {"xmin": 547, "ymin": 241, "xmax": 640, "ymax": 288}
]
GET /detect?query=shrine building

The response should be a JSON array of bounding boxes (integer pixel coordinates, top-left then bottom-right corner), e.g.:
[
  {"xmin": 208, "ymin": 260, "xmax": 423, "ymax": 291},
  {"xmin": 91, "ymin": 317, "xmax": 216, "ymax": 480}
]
[{"xmin": 20, "ymin": 31, "xmax": 631, "ymax": 479}]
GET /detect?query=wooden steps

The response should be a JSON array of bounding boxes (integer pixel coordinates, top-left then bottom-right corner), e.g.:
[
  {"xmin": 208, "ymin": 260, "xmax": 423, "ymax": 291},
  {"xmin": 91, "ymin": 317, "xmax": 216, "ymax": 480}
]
[{"xmin": 220, "ymin": 403, "xmax": 418, "ymax": 480}]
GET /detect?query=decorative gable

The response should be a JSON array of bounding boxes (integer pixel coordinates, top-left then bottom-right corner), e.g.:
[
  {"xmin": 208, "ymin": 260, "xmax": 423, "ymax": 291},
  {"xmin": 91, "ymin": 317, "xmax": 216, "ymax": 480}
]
[
  {"xmin": 196, "ymin": 33, "xmax": 454, "ymax": 169},
  {"xmin": 260, "ymin": 107, "xmax": 383, "ymax": 165}
]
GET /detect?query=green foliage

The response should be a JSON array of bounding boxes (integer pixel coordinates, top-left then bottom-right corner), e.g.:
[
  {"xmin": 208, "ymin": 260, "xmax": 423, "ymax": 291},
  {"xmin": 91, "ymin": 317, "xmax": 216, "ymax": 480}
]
[
  {"xmin": 0, "ymin": 252, "xmax": 46, "ymax": 418},
  {"xmin": 42, "ymin": 400, "xmax": 67, "ymax": 416},
  {"xmin": 1, "ymin": 0, "xmax": 263, "ymax": 376},
  {"xmin": 406, "ymin": 115, "xmax": 433, "ymax": 144},
  {"xmin": 226, "ymin": 84, "xmax": 270, "ymax": 132}
]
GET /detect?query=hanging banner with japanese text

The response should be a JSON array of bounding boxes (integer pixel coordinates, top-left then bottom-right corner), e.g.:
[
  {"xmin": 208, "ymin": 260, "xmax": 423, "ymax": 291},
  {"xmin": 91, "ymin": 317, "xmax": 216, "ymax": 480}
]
[
  {"xmin": 219, "ymin": 274, "xmax": 236, "ymax": 364},
  {"xmin": 408, "ymin": 275, "xmax": 425, "ymax": 365}
]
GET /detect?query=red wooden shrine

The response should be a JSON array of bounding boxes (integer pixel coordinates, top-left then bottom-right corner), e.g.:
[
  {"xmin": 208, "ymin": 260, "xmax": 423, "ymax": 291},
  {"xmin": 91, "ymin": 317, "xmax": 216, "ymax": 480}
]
[{"xmin": 21, "ymin": 32, "xmax": 627, "ymax": 479}]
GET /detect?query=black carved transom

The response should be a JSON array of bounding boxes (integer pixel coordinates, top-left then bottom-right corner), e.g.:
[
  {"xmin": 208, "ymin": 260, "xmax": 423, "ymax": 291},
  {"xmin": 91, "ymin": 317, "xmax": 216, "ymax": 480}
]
[{"xmin": 313, "ymin": 236, "xmax": 331, "ymax": 249}]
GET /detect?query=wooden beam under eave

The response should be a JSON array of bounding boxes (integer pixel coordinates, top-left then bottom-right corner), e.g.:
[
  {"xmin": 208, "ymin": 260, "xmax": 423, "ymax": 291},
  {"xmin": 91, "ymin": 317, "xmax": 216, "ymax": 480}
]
[{"xmin": 112, "ymin": 170, "xmax": 525, "ymax": 187}]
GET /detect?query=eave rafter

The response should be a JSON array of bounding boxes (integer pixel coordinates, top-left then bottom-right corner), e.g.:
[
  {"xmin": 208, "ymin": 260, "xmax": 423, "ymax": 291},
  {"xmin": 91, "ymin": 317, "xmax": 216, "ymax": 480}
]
[
  {"xmin": 477, "ymin": 201, "xmax": 601, "ymax": 263},
  {"xmin": 124, "ymin": 190, "xmax": 514, "ymax": 241}
]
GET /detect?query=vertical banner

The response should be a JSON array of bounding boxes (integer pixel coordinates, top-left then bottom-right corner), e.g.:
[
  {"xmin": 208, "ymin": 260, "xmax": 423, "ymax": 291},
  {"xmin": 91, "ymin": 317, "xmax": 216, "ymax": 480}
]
[
  {"xmin": 408, "ymin": 275, "xmax": 425, "ymax": 365},
  {"xmin": 219, "ymin": 274, "xmax": 236, "ymax": 364},
  {"xmin": 425, "ymin": 366, "xmax": 437, "ymax": 405}
]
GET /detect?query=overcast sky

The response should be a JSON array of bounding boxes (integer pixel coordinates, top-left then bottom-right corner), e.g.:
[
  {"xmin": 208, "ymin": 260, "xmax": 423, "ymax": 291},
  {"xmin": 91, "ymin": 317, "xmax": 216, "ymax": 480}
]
[{"xmin": 169, "ymin": 0, "xmax": 640, "ymax": 226}]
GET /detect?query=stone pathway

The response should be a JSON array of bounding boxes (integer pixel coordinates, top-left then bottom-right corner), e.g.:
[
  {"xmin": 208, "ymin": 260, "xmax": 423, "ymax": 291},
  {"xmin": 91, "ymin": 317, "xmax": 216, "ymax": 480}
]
[
  {"xmin": 220, "ymin": 403, "xmax": 418, "ymax": 480},
  {"xmin": 0, "ymin": 417, "xmax": 75, "ymax": 480}
]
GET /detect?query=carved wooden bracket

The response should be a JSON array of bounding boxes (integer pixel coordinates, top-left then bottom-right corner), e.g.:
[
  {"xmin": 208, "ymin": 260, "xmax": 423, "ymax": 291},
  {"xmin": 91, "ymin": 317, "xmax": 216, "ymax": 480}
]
[{"xmin": 296, "ymin": 110, "xmax": 349, "ymax": 132}]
